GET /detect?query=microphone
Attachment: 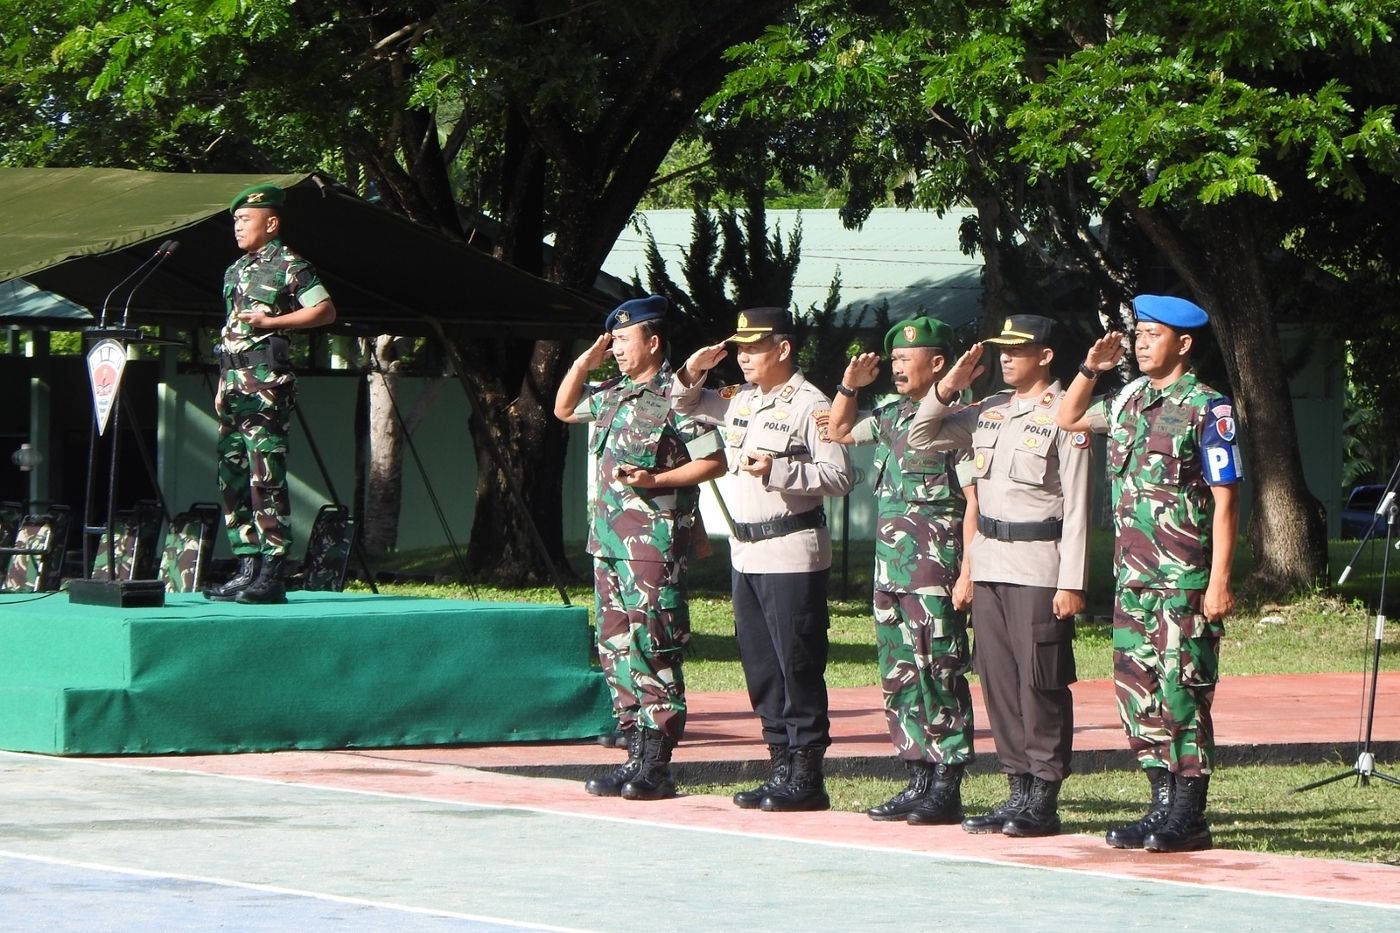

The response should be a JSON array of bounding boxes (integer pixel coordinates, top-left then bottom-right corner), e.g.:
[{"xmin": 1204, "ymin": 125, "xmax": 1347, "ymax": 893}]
[
  {"xmin": 119, "ymin": 239, "xmax": 179, "ymax": 329},
  {"xmin": 98, "ymin": 239, "xmax": 175, "ymax": 327},
  {"xmin": 1376, "ymin": 490, "xmax": 1396, "ymax": 518}
]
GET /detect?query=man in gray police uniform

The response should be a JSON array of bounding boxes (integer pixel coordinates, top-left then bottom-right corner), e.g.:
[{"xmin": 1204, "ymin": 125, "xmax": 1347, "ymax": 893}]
[
  {"xmin": 908, "ymin": 314, "xmax": 1092, "ymax": 837},
  {"xmin": 673, "ymin": 307, "xmax": 854, "ymax": 812}
]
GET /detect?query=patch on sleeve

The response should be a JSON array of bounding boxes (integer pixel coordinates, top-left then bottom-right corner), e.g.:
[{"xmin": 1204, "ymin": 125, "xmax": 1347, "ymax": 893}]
[
  {"xmin": 1071, "ymin": 431, "xmax": 1090, "ymax": 449},
  {"xmin": 1200, "ymin": 397, "xmax": 1242, "ymax": 484},
  {"xmin": 718, "ymin": 384, "xmax": 739, "ymax": 400},
  {"xmin": 812, "ymin": 408, "xmax": 832, "ymax": 442}
]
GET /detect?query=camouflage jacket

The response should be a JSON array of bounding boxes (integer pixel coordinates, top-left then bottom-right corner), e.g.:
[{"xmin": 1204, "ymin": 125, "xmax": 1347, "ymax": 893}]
[
  {"xmin": 851, "ymin": 396, "xmax": 967, "ymax": 594},
  {"xmin": 577, "ymin": 364, "xmax": 721, "ymax": 563},
  {"xmin": 1086, "ymin": 371, "xmax": 1242, "ymax": 590},
  {"xmin": 220, "ymin": 238, "xmax": 330, "ymax": 389}
]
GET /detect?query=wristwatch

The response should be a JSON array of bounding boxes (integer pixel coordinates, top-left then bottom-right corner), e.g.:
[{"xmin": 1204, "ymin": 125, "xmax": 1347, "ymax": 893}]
[
  {"xmin": 1077, "ymin": 363, "xmax": 1099, "ymax": 380},
  {"xmin": 835, "ymin": 384, "xmax": 857, "ymax": 398}
]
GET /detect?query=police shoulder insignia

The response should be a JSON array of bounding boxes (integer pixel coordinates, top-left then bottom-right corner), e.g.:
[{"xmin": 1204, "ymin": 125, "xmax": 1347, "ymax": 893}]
[
  {"xmin": 812, "ymin": 408, "xmax": 832, "ymax": 442},
  {"xmin": 1039, "ymin": 391, "xmax": 1055, "ymax": 407},
  {"xmin": 779, "ymin": 385, "xmax": 797, "ymax": 402},
  {"xmin": 718, "ymin": 384, "xmax": 739, "ymax": 400},
  {"xmin": 1072, "ymin": 431, "xmax": 1090, "ymax": 449}
]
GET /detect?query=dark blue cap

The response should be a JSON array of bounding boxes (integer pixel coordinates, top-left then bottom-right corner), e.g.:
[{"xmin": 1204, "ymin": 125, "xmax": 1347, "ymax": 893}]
[
  {"xmin": 605, "ymin": 294, "xmax": 667, "ymax": 332},
  {"xmin": 1133, "ymin": 294, "xmax": 1209, "ymax": 329}
]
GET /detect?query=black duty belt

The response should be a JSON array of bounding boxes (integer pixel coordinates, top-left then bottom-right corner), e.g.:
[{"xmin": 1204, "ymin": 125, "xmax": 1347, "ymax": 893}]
[
  {"xmin": 733, "ymin": 508, "xmax": 826, "ymax": 543},
  {"xmin": 217, "ymin": 339, "xmax": 288, "ymax": 371},
  {"xmin": 977, "ymin": 513, "xmax": 1063, "ymax": 542}
]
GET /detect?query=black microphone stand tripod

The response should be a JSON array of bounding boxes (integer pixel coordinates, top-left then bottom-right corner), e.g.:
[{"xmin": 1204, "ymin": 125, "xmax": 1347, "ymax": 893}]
[{"xmin": 1294, "ymin": 455, "xmax": 1400, "ymax": 792}]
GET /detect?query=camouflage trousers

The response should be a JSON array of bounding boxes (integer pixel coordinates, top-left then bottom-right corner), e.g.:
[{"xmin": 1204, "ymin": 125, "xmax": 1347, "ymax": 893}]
[
  {"xmin": 873, "ymin": 589, "xmax": 974, "ymax": 765},
  {"xmin": 593, "ymin": 556, "xmax": 690, "ymax": 742},
  {"xmin": 215, "ymin": 381, "xmax": 294, "ymax": 558},
  {"xmin": 1113, "ymin": 586, "xmax": 1222, "ymax": 776}
]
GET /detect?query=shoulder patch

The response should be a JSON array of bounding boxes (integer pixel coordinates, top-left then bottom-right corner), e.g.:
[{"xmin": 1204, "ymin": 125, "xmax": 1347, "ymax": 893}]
[
  {"xmin": 812, "ymin": 408, "xmax": 831, "ymax": 442},
  {"xmin": 718, "ymin": 384, "xmax": 740, "ymax": 400},
  {"xmin": 1072, "ymin": 431, "xmax": 1090, "ymax": 449}
]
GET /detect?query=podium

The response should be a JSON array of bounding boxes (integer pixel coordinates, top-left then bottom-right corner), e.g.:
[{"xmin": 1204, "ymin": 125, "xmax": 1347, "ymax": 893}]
[{"xmin": 70, "ymin": 326, "xmax": 168, "ymax": 608}]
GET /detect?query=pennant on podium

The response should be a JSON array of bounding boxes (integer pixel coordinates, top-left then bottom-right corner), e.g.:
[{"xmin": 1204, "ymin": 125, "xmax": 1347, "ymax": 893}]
[{"xmin": 86, "ymin": 338, "xmax": 128, "ymax": 436}]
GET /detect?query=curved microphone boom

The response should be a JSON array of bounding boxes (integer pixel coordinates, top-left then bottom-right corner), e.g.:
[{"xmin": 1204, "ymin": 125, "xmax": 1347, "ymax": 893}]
[
  {"xmin": 119, "ymin": 239, "xmax": 179, "ymax": 329},
  {"xmin": 98, "ymin": 239, "xmax": 176, "ymax": 328}
]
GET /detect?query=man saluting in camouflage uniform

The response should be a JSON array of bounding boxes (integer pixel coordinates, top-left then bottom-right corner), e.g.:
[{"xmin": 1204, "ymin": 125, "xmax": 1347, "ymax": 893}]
[
  {"xmin": 1057, "ymin": 295, "xmax": 1241, "ymax": 853},
  {"xmin": 554, "ymin": 295, "xmax": 725, "ymax": 801},
  {"xmin": 205, "ymin": 184, "xmax": 335, "ymax": 605},
  {"xmin": 825, "ymin": 316, "xmax": 976, "ymax": 824}
]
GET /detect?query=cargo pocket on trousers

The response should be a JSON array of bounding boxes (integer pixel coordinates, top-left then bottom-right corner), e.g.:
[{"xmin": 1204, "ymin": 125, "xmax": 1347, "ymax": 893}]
[
  {"xmin": 1031, "ymin": 616, "xmax": 1077, "ymax": 690},
  {"xmin": 1172, "ymin": 606, "xmax": 1222, "ymax": 687}
]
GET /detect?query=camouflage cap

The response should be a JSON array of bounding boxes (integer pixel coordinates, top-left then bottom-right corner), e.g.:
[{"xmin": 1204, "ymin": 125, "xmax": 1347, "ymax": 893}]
[
  {"xmin": 726, "ymin": 306, "xmax": 793, "ymax": 344},
  {"xmin": 605, "ymin": 294, "xmax": 667, "ymax": 332},
  {"xmin": 1133, "ymin": 294, "xmax": 1209, "ymax": 329},
  {"xmin": 884, "ymin": 315, "xmax": 956, "ymax": 355},
  {"xmin": 229, "ymin": 183, "xmax": 286, "ymax": 214}
]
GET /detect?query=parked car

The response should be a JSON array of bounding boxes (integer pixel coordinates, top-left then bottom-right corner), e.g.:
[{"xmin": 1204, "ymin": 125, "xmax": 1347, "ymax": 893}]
[{"xmin": 1340, "ymin": 484, "xmax": 1391, "ymax": 538}]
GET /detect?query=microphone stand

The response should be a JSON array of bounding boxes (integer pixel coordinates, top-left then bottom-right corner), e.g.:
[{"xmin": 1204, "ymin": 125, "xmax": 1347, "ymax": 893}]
[
  {"xmin": 70, "ymin": 240, "xmax": 180, "ymax": 609},
  {"xmin": 1293, "ymin": 457, "xmax": 1400, "ymax": 792}
]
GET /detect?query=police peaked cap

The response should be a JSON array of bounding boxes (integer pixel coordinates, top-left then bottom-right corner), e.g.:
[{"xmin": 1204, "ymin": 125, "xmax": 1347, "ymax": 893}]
[
  {"xmin": 605, "ymin": 294, "xmax": 668, "ymax": 332},
  {"xmin": 1133, "ymin": 294, "xmax": 1210, "ymax": 329},
  {"xmin": 727, "ymin": 306, "xmax": 794, "ymax": 343},
  {"xmin": 229, "ymin": 183, "xmax": 286, "ymax": 213},
  {"xmin": 884, "ymin": 315, "xmax": 956, "ymax": 355},
  {"xmin": 983, "ymin": 314, "xmax": 1058, "ymax": 346}
]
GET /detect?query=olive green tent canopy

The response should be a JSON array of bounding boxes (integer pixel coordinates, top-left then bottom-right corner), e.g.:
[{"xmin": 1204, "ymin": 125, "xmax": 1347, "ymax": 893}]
[{"xmin": 0, "ymin": 167, "xmax": 605, "ymax": 337}]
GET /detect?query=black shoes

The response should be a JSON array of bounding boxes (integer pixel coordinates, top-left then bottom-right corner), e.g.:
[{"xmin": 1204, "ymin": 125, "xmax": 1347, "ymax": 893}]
[
  {"xmin": 1001, "ymin": 776, "xmax": 1062, "ymax": 837},
  {"xmin": 1107, "ymin": 768, "xmax": 1175, "ymax": 849},
  {"xmin": 904, "ymin": 763, "xmax": 965, "ymax": 825},
  {"xmin": 962, "ymin": 773, "xmax": 1032, "ymax": 834},
  {"xmin": 236, "ymin": 555, "xmax": 287, "ymax": 604},
  {"xmin": 759, "ymin": 745, "xmax": 830, "ymax": 812},
  {"xmin": 203, "ymin": 556, "xmax": 259, "ymax": 601},
  {"xmin": 1143, "ymin": 775, "xmax": 1212, "ymax": 852},
  {"xmin": 867, "ymin": 761, "xmax": 935, "ymax": 821},
  {"xmin": 734, "ymin": 744, "xmax": 790, "ymax": 809}
]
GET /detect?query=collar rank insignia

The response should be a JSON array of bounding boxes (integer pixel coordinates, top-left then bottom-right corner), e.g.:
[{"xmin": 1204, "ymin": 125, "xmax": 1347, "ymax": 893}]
[
  {"xmin": 779, "ymin": 385, "xmax": 796, "ymax": 402},
  {"xmin": 1039, "ymin": 391, "xmax": 1055, "ymax": 407}
]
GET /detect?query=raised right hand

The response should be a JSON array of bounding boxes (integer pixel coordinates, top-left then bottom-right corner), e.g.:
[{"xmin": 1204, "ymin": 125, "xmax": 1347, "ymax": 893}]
[
  {"xmin": 1085, "ymin": 331, "xmax": 1127, "ymax": 372},
  {"xmin": 843, "ymin": 352, "xmax": 882, "ymax": 389},
  {"xmin": 937, "ymin": 342, "xmax": 986, "ymax": 398},
  {"xmin": 576, "ymin": 333, "xmax": 612, "ymax": 371},
  {"xmin": 684, "ymin": 343, "xmax": 729, "ymax": 382}
]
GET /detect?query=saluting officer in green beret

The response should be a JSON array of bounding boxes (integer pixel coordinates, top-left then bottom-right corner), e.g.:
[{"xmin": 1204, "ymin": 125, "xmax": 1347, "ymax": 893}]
[
  {"xmin": 204, "ymin": 183, "xmax": 336, "ymax": 605},
  {"xmin": 826, "ymin": 316, "xmax": 977, "ymax": 825}
]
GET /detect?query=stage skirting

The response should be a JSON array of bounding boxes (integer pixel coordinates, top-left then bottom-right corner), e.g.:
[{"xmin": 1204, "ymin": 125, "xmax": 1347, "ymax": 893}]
[{"xmin": 0, "ymin": 592, "xmax": 613, "ymax": 755}]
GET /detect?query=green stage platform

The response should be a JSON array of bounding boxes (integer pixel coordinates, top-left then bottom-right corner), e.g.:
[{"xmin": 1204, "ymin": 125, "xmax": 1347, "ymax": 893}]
[{"xmin": 0, "ymin": 592, "xmax": 613, "ymax": 755}]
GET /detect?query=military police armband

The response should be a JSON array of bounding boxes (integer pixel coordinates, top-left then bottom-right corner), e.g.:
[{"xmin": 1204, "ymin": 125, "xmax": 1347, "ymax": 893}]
[{"xmin": 1201, "ymin": 399, "xmax": 1243, "ymax": 485}]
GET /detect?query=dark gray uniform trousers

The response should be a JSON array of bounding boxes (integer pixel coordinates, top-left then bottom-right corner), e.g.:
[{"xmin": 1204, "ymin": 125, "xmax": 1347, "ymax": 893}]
[
  {"xmin": 732, "ymin": 568, "xmax": 831, "ymax": 749},
  {"xmin": 971, "ymin": 581, "xmax": 1076, "ymax": 781}
]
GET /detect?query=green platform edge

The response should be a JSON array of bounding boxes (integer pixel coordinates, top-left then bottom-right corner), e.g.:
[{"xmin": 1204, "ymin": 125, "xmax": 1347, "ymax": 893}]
[{"xmin": 0, "ymin": 592, "xmax": 614, "ymax": 755}]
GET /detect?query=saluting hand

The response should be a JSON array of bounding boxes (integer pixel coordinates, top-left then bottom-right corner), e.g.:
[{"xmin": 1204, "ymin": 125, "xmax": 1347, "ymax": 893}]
[
  {"xmin": 576, "ymin": 333, "xmax": 613, "ymax": 371},
  {"xmin": 843, "ymin": 352, "xmax": 882, "ymax": 389},
  {"xmin": 1085, "ymin": 331, "xmax": 1127, "ymax": 372},
  {"xmin": 684, "ymin": 343, "xmax": 728, "ymax": 384},
  {"xmin": 936, "ymin": 343, "xmax": 987, "ymax": 400}
]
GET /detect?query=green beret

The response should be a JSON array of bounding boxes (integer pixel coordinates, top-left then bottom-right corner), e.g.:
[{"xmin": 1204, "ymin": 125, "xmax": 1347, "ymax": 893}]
[
  {"xmin": 229, "ymin": 183, "xmax": 286, "ymax": 214},
  {"xmin": 885, "ymin": 315, "xmax": 955, "ymax": 355}
]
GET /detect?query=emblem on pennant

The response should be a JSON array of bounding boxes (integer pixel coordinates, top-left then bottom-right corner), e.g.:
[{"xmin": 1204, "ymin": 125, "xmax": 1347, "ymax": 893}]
[{"xmin": 86, "ymin": 338, "xmax": 128, "ymax": 437}]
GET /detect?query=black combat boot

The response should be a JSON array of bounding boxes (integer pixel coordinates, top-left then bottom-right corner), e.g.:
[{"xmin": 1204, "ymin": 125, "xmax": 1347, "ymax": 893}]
[
  {"xmin": 621, "ymin": 728, "xmax": 677, "ymax": 801},
  {"xmin": 596, "ymin": 725, "xmax": 633, "ymax": 749},
  {"xmin": 1106, "ymin": 768, "xmax": 1174, "ymax": 849},
  {"xmin": 733, "ymin": 744, "xmax": 789, "ymax": 809},
  {"xmin": 962, "ymin": 773, "xmax": 1032, "ymax": 834},
  {"xmin": 1001, "ymin": 776, "xmax": 1062, "ymax": 837},
  {"xmin": 759, "ymin": 745, "xmax": 830, "ymax": 812},
  {"xmin": 906, "ymin": 763, "xmax": 966, "ymax": 825},
  {"xmin": 203, "ymin": 556, "xmax": 260, "ymax": 601},
  {"xmin": 585, "ymin": 727, "xmax": 644, "ymax": 797},
  {"xmin": 866, "ymin": 760, "xmax": 934, "ymax": 821},
  {"xmin": 236, "ymin": 554, "xmax": 287, "ymax": 604},
  {"xmin": 1144, "ymin": 774, "xmax": 1212, "ymax": 853}
]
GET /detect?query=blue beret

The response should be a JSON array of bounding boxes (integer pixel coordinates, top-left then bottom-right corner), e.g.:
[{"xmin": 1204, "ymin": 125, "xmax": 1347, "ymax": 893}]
[
  {"xmin": 605, "ymin": 294, "xmax": 667, "ymax": 332},
  {"xmin": 1133, "ymin": 294, "xmax": 1209, "ymax": 329}
]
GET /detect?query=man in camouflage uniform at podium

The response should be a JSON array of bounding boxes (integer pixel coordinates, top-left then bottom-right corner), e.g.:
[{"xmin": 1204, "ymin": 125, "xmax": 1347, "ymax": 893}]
[
  {"xmin": 554, "ymin": 295, "xmax": 725, "ymax": 800},
  {"xmin": 204, "ymin": 183, "xmax": 336, "ymax": 605},
  {"xmin": 826, "ymin": 316, "xmax": 975, "ymax": 824}
]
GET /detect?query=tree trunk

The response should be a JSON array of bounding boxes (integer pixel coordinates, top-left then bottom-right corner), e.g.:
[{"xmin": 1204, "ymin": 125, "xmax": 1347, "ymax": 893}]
[
  {"xmin": 1130, "ymin": 202, "xmax": 1327, "ymax": 595},
  {"xmin": 364, "ymin": 334, "xmax": 406, "ymax": 553}
]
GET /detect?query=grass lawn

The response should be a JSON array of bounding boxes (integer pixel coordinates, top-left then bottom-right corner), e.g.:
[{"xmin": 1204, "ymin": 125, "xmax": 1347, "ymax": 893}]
[{"xmin": 361, "ymin": 534, "xmax": 1400, "ymax": 864}]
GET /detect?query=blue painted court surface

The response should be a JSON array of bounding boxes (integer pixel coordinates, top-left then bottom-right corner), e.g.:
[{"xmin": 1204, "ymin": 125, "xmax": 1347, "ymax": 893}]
[{"xmin": 0, "ymin": 751, "xmax": 1395, "ymax": 931}]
